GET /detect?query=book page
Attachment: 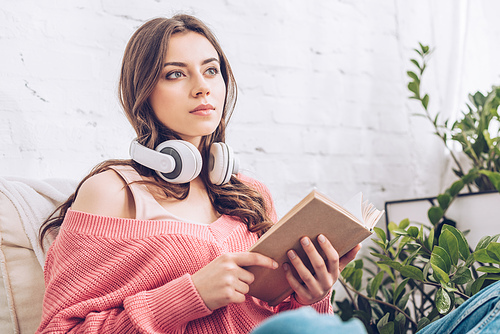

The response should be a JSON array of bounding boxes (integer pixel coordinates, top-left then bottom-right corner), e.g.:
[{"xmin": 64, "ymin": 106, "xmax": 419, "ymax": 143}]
[
  {"xmin": 343, "ymin": 192, "xmax": 364, "ymax": 222},
  {"xmin": 343, "ymin": 192, "xmax": 384, "ymax": 230}
]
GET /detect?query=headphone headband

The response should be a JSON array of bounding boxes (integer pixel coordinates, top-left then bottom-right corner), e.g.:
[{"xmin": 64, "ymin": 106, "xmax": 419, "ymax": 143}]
[{"xmin": 129, "ymin": 140, "xmax": 175, "ymax": 173}]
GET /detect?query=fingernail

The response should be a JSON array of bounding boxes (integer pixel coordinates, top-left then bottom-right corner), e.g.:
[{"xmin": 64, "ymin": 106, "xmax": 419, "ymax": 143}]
[
  {"xmin": 273, "ymin": 261, "xmax": 279, "ymax": 269},
  {"xmin": 288, "ymin": 250, "xmax": 296, "ymax": 260},
  {"xmin": 301, "ymin": 237, "xmax": 310, "ymax": 246},
  {"xmin": 318, "ymin": 234, "xmax": 326, "ymax": 243},
  {"xmin": 283, "ymin": 263, "xmax": 289, "ymax": 271}
]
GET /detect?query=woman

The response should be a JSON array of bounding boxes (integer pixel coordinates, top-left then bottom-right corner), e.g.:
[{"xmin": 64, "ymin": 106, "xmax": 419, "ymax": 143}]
[{"xmin": 37, "ymin": 14, "xmax": 360, "ymax": 333}]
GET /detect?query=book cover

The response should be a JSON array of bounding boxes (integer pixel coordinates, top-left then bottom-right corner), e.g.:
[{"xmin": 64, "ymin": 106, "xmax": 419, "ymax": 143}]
[{"xmin": 245, "ymin": 189, "xmax": 383, "ymax": 306}]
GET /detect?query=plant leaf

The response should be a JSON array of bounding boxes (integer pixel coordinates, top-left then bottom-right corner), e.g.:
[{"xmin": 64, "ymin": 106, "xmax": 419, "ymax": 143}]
[
  {"xmin": 353, "ymin": 259, "xmax": 364, "ymax": 269},
  {"xmin": 432, "ymin": 263, "xmax": 450, "ymax": 284},
  {"xmin": 393, "ymin": 278, "xmax": 410, "ymax": 302},
  {"xmin": 407, "ymin": 226, "xmax": 419, "ymax": 238},
  {"xmin": 377, "ymin": 263, "xmax": 396, "ymax": 281},
  {"xmin": 388, "ymin": 235, "xmax": 402, "ymax": 249},
  {"xmin": 399, "ymin": 265, "xmax": 425, "ymax": 281},
  {"xmin": 357, "ymin": 294, "xmax": 371, "ymax": 315},
  {"xmin": 370, "ymin": 252, "xmax": 393, "ymax": 262},
  {"xmin": 442, "ymin": 225, "xmax": 470, "ymax": 261},
  {"xmin": 392, "ymin": 229, "xmax": 409, "ymax": 236},
  {"xmin": 437, "ymin": 194, "xmax": 452, "ymax": 211},
  {"xmin": 450, "ymin": 266, "xmax": 473, "ymax": 284},
  {"xmin": 477, "ymin": 266, "xmax": 500, "ymax": 273},
  {"xmin": 351, "ymin": 269, "xmax": 363, "ymax": 290},
  {"xmin": 388, "ymin": 221, "xmax": 399, "ymax": 233},
  {"xmin": 373, "ymin": 239, "xmax": 388, "ymax": 250},
  {"xmin": 378, "ymin": 260, "xmax": 403, "ymax": 271},
  {"xmin": 439, "ymin": 229, "xmax": 459, "ymax": 266},
  {"xmin": 374, "ymin": 227, "xmax": 387, "ymax": 242},
  {"xmin": 474, "ymin": 249, "xmax": 500, "ymax": 265},
  {"xmin": 423, "ymin": 261, "xmax": 431, "ymax": 279},
  {"xmin": 471, "ymin": 275, "xmax": 487, "ymax": 295},
  {"xmin": 436, "ymin": 288, "xmax": 452, "ymax": 314},
  {"xmin": 397, "ymin": 292, "xmax": 411, "ymax": 310},
  {"xmin": 428, "ymin": 206, "xmax": 444, "ymax": 225},
  {"xmin": 341, "ymin": 262, "xmax": 355, "ymax": 279},
  {"xmin": 479, "ymin": 171, "xmax": 500, "ymax": 192},
  {"xmin": 425, "ymin": 228, "xmax": 435, "ymax": 251},
  {"xmin": 487, "ymin": 242, "xmax": 500, "ymax": 262},
  {"xmin": 476, "ymin": 236, "xmax": 493, "ymax": 251},
  {"xmin": 417, "ymin": 317, "xmax": 431, "ymax": 331},
  {"xmin": 399, "ymin": 218, "xmax": 410, "ymax": 229},
  {"xmin": 394, "ymin": 313, "xmax": 406, "ymax": 333},
  {"xmin": 432, "ymin": 246, "xmax": 452, "ymax": 273},
  {"xmin": 410, "ymin": 59, "xmax": 421, "ymax": 71},
  {"xmin": 378, "ymin": 312, "xmax": 389, "ymax": 327},
  {"xmin": 407, "ymin": 71, "xmax": 419, "ymax": 81},
  {"xmin": 422, "ymin": 94, "xmax": 430, "ymax": 109},
  {"xmin": 377, "ymin": 313, "xmax": 394, "ymax": 334},
  {"xmin": 408, "ymin": 81, "xmax": 419, "ymax": 97},
  {"xmin": 370, "ymin": 271, "xmax": 385, "ymax": 298}
]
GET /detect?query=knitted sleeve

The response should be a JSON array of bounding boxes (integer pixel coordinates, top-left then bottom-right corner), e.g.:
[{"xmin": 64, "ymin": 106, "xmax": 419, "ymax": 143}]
[{"xmin": 37, "ymin": 213, "xmax": 213, "ymax": 333}]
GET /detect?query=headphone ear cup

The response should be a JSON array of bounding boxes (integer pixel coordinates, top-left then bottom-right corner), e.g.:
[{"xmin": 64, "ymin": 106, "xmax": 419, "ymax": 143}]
[
  {"xmin": 209, "ymin": 142, "xmax": 236, "ymax": 185},
  {"xmin": 155, "ymin": 140, "xmax": 202, "ymax": 183}
]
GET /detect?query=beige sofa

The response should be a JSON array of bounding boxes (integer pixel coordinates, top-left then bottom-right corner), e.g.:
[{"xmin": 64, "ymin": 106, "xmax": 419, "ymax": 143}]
[{"xmin": 0, "ymin": 177, "xmax": 76, "ymax": 334}]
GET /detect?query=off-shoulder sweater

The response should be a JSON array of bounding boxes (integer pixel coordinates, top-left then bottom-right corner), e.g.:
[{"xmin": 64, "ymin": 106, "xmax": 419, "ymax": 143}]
[{"xmin": 36, "ymin": 174, "xmax": 332, "ymax": 333}]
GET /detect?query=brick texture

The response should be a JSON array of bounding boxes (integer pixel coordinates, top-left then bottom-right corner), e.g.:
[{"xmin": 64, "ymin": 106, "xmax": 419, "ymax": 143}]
[{"xmin": 1, "ymin": 0, "xmax": 500, "ymax": 219}]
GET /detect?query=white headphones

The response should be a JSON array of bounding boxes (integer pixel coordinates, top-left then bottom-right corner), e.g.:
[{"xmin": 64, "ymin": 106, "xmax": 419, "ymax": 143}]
[{"xmin": 129, "ymin": 139, "xmax": 239, "ymax": 185}]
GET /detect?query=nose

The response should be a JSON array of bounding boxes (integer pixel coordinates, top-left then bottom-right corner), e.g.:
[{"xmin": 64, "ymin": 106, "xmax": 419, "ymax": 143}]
[{"xmin": 192, "ymin": 74, "xmax": 210, "ymax": 97}]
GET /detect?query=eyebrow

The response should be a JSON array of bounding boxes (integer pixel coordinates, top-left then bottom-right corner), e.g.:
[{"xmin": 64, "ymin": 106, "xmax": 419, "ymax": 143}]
[{"xmin": 163, "ymin": 57, "xmax": 220, "ymax": 67}]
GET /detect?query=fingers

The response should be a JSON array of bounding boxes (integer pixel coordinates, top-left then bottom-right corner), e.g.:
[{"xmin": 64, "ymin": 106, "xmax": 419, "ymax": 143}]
[
  {"xmin": 191, "ymin": 252, "xmax": 278, "ymax": 311},
  {"xmin": 296, "ymin": 236, "xmax": 336, "ymax": 284},
  {"xmin": 283, "ymin": 262, "xmax": 311, "ymax": 301},
  {"xmin": 284, "ymin": 237, "xmax": 329, "ymax": 304},
  {"xmin": 339, "ymin": 243, "xmax": 362, "ymax": 271},
  {"xmin": 233, "ymin": 252, "xmax": 279, "ymax": 270},
  {"xmin": 315, "ymin": 234, "xmax": 340, "ymax": 277},
  {"xmin": 284, "ymin": 235, "xmax": 360, "ymax": 305}
]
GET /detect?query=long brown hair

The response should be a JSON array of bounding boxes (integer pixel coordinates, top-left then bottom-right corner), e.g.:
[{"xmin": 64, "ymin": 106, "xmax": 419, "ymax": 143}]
[{"xmin": 39, "ymin": 15, "xmax": 273, "ymax": 245}]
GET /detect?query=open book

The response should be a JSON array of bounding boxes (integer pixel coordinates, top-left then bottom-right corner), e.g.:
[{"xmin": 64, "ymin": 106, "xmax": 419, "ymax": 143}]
[{"xmin": 246, "ymin": 190, "xmax": 384, "ymax": 306}]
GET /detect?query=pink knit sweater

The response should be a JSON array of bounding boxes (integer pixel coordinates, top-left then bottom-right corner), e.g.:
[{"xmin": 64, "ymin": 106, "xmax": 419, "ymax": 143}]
[{"xmin": 37, "ymin": 183, "xmax": 333, "ymax": 333}]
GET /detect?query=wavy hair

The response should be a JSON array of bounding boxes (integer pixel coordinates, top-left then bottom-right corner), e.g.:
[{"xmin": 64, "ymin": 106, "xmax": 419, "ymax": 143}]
[{"xmin": 39, "ymin": 15, "xmax": 273, "ymax": 245}]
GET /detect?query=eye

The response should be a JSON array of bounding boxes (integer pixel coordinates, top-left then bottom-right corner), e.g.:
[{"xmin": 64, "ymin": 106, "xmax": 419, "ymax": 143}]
[
  {"xmin": 165, "ymin": 71, "xmax": 185, "ymax": 80},
  {"xmin": 205, "ymin": 67, "xmax": 219, "ymax": 76}
]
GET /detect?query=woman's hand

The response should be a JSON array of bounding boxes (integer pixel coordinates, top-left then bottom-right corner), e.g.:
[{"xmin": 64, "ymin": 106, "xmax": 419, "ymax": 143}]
[
  {"xmin": 284, "ymin": 235, "xmax": 361, "ymax": 305},
  {"xmin": 192, "ymin": 252, "xmax": 278, "ymax": 311}
]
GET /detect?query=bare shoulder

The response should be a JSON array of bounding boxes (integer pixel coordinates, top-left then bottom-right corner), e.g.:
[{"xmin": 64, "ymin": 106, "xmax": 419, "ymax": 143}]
[{"xmin": 71, "ymin": 169, "xmax": 136, "ymax": 218}]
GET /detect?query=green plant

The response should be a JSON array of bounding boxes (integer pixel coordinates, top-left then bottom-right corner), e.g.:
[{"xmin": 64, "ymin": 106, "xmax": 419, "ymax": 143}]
[
  {"xmin": 407, "ymin": 43, "xmax": 500, "ymax": 225},
  {"xmin": 337, "ymin": 222, "xmax": 500, "ymax": 333},
  {"xmin": 333, "ymin": 43, "xmax": 500, "ymax": 333}
]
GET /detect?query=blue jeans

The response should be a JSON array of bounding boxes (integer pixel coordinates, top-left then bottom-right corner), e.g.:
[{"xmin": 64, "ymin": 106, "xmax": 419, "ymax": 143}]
[
  {"xmin": 251, "ymin": 307, "xmax": 367, "ymax": 334},
  {"xmin": 417, "ymin": 280, "xmax": 500, "ymax": 334},
  {"xmin": 251, "ymin": 280, "xmax": 500, "ymax": 334}
]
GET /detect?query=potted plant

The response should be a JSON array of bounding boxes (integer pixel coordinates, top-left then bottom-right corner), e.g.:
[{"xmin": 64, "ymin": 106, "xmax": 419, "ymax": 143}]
[{"xmin": 333, "ymin": 43, "xmax": 500, "ymax": 334}]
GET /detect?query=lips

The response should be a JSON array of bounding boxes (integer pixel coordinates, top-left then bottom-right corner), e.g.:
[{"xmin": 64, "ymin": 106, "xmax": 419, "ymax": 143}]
[{"xmin": 190, "ymin": 104, "xmax": 215, "ymax": 116}]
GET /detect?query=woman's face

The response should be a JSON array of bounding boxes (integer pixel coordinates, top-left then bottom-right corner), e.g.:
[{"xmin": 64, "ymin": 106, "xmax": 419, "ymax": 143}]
[{"xmin": 149, "ymin": 31, "xmax": 226, "ymax": 147}]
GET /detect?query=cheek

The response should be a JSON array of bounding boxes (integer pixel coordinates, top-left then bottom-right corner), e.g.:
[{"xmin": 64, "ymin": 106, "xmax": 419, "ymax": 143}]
[{"xmin": 150, "ymin": 87, "xmax": 178, "ymax": 117}]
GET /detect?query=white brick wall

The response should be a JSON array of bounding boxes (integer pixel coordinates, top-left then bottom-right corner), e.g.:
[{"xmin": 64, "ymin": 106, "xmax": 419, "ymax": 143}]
[{"xmin": 1, "ymin": 0, "xmax": 500, "ymax": 219}]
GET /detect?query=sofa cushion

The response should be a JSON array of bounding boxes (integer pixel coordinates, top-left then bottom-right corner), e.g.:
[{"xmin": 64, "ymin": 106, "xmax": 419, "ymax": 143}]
[
  {"xmin": 0, "ymin": 191, "xmax": 45, "ymax": 333},
  {"xmin": 0, "ymin": 177, "xmax": 77, "ymax": 334}
]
